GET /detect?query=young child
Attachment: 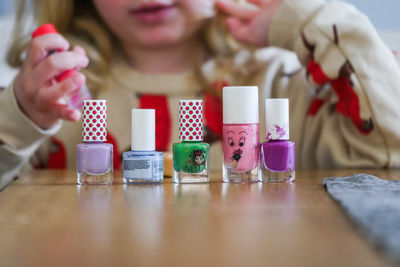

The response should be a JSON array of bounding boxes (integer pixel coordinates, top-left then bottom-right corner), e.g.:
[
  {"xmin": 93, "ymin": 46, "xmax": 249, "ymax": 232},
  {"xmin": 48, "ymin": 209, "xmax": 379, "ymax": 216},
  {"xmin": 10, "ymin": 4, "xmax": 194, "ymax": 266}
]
[{"xmin": 1, "ymin": 0, "xmax": 400, "ymax": 189}]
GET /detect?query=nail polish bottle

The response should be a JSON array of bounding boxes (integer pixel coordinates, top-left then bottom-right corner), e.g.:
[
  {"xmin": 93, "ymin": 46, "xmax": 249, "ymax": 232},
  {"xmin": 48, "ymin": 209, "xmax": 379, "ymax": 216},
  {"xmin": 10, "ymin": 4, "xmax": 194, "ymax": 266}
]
[
  {"xmin": 222, "ymin": 86, "xmax": 260, "ymax": 183},
  {"xmin": 76, "ymin": 100, "xmax": 113, "ymax": 185},
  {"xmin": 123, "ymin": 109, "xmax": 163, "ymax": 184},
  {"xmin": 173, "ymin": 100, "xmax": 210, "ymax": 183},
  {"xmin": 32, "ymin": 24, "xmax": 91, "ymax": 109},
  {"xmin": 261, "ymin": 99, "xmax": 295, "ymax": 182}
]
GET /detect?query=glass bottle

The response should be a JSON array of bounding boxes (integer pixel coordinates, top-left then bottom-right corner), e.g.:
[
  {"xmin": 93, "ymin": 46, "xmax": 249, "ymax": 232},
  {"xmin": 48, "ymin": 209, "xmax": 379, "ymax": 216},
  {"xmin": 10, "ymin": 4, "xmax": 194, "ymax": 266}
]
[
  {"xmin": 260, "ymin": 98, "xmax": 295, "ymax": 182},
  {"xmin": 222, "ymin": 86, "xmax": 260, "ymax": 183},
  {"xmin": 123, "ymin": 109, "xmax": 163, "ymax": 184},
  {"xmin": 77, "ymin": 100, "xmax": 113, "ymax": 185},
  {"xmin": 173, "ymin": 100, "xmax": 210, "ymax": 183}
]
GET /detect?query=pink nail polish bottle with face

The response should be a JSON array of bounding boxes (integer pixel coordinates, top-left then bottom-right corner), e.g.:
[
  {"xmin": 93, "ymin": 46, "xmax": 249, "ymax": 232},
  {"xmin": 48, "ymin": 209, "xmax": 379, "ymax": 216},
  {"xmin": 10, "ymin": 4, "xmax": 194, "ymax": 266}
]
[{"xmin": 222, "ymin": 86, "xmax": 260, "ymax": 183}]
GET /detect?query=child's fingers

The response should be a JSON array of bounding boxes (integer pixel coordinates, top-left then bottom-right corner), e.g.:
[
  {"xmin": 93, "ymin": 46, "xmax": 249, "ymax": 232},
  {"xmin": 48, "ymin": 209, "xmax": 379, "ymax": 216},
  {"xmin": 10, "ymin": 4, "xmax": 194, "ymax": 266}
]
[
  {"xmin": 247, "ymin": 0, "xmax": 271, "ymax": 7},
  {"xmin": 71, "ymin": 46, "xmax": 88, "ymax": 72},
  {"xmin": 216, "ymin": 0, "xmax": 257, "ymax": 20},
  {"xmin": 183, "ymin": 0, "xmax": 215, "ymax": 18},
  {"xmin": 247, "ymin": 0, "xmax": 261, "ymax": 6},
  {"xmin": 38, "ymin": 72, "xmax": 86, "ymax": 103},
  {"xmin": 52, "ymin": 103, "xmax": 81, "ymax": 122},
  {"xmin": 72, "ymin": 45, "xmax": 86, "ymax": 56},
  {"xmin": 33, "ymin": 51, "xmax": 89, "ymax": 86},
  {"xmin": 226, "ymin": 17, "xmax": 249, "ymax": 43},
  {"xmin": 57, "ymin": 106, "xmax": 81, "ymax": 122},
  {"xmin": 247, "ymin": 0, "xmax": 276, "ymax": 8},
  {"xmin": 27, "ymin": 34, "xmax": 70, "ymax": 66}
]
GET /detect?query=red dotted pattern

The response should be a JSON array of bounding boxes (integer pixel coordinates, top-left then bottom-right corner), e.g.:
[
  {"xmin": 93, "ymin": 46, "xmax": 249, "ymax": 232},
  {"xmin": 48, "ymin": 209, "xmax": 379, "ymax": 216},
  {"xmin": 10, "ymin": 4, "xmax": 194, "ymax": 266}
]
[
  {"xmin": 179, "ymin": 100, "xmax": 203, "ymax": 141},
  {"xmin": 82, "ymin": 100, "xmax": 107, "ymax": 142}
]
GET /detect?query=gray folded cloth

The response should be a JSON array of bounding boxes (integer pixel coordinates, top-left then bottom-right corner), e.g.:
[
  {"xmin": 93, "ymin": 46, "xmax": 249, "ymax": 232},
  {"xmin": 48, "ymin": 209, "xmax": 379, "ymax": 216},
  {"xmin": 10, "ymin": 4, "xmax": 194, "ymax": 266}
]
[{"xmin": 323, "ymin": 173, "xmax": 400, "ymax": 264}]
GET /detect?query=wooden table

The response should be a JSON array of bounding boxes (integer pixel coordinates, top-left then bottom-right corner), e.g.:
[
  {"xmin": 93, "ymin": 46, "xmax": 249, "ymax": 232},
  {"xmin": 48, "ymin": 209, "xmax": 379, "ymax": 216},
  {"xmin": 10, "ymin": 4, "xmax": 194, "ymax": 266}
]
[{"xmin": 0, "ymin": 169, "xmax": 398, "ymax": 267}]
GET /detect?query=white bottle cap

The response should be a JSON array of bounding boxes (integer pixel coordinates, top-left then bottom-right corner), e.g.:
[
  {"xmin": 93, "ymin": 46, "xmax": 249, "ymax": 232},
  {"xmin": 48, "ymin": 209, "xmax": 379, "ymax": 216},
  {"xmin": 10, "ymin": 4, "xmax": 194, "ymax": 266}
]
[
  {"xmin": 265, "ymin": 98, "xmax": 289, "ymax": 141},
  {"xmin": 131, "ymin": 109, "xmax": 155, "ymax": 151},
  {"xmin": 223, "ymin": 86, "xmax": 259, "ymax": 124}
]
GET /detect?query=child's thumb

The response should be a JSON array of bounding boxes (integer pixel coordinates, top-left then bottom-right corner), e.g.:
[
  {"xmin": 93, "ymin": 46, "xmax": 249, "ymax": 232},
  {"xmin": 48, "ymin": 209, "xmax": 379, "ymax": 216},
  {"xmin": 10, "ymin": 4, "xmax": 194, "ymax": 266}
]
[{"xmin": 226, "ymin": 17, "xmax": 249, "ymax": 44}]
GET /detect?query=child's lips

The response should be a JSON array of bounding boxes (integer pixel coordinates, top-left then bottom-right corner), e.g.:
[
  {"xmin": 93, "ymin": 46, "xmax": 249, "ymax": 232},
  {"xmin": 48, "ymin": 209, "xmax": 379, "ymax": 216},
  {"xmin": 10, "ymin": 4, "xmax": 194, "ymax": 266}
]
[{"xmin": 130, "ymin": 3, "xmax": 177, "ymax": 24}]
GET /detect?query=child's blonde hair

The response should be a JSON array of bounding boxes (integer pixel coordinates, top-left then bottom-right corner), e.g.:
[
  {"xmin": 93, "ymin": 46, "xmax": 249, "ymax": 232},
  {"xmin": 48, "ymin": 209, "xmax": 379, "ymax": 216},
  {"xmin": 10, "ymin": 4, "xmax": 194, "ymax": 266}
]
[{"xmin": 7, "ymin": 0, "xmax": 244, "ymax": 96}]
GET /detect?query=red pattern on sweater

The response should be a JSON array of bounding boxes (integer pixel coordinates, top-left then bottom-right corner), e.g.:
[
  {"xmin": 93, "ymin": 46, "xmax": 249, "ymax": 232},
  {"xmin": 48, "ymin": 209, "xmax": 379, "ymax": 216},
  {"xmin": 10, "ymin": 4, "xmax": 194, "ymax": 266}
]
[
  {"xmin": 307, "ymin": 60, "xmax": 330, "ymax": 85},
  {"xmin": 331, "ymin": 78, "xmax": 372, "ymax": 134},
  {"xmin": 48, "ymin": 137, "xmax": 66, "ymax": 169},
  {"xmin": 139, "ymin": 94, "xmax": 171, "ymax": 151},
  {"xmin": 308, "ymin": 98, "xmax": 326, "ymax": 116},
  {"xmin": 204, "ymin": 92, "xmax": 223, "ymax": 139},
  {"xmin": 306, "ymin": 60, "xmax": 372, "ymax": 135},
  {"xmin": 203, "ymin": 80, "xmax": 226, "ymax": 139},
  {"xmin": 106, "ymin": 132, "xmax": 121, "ymax": 170}
]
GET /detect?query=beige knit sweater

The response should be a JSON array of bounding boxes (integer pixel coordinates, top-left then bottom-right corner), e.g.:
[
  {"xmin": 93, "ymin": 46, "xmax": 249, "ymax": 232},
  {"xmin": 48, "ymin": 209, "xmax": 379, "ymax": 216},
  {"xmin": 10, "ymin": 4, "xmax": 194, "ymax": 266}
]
[{"xmin": 1, "ymin": 0, "xmax": 400, "ymax": 190}]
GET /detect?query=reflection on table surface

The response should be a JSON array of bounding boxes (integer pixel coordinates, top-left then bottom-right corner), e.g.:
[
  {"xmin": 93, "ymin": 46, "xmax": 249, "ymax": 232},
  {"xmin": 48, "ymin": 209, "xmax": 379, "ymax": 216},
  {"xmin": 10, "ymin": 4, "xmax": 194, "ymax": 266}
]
[{"xmin": 1, "ymin": 169, "xmax": 397, "ymax": 267}]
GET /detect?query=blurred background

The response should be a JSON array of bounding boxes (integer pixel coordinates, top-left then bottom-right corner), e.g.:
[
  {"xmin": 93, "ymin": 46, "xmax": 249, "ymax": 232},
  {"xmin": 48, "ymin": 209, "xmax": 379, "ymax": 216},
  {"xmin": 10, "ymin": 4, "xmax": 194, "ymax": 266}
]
[{"xmin": 0, "ymin": 0, "xmax": 399, "ymax": 86}]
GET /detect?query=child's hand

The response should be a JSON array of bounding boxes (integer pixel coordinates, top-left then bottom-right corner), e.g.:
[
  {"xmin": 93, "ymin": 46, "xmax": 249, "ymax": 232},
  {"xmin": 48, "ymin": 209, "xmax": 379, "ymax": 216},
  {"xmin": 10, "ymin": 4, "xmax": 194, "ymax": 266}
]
[
  {"xmin": 216, "ymin": 0, "xmax": 283, "ymax": 47},
  {"xmin": 13, "ymin": 33, "xmax": 89, "ymax": 129},
  {"xmin": 182, "ymin": 0, "xmax": 215, "ymax": 19}
]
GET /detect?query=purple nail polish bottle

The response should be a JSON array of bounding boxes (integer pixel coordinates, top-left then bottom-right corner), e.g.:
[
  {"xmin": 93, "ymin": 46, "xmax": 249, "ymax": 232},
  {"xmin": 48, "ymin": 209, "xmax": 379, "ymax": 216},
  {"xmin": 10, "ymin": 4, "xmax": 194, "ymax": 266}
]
[
  {"xmin": 261, "ymin": 99, "xmax": 295, "ymax": 182},
  {"xmin": 77, "ymin": 100, "xmax": 113, "ymax": 185}
]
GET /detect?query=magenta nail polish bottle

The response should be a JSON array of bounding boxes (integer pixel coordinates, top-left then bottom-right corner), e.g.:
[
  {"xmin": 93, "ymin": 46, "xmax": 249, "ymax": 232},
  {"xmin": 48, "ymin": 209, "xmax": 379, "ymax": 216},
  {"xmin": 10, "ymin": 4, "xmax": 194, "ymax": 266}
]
[
  {"xmin": 261, "ymin": 99, "xmax": 295, "ymax": 182},
  {"xmin": 222, "ymin": 86, "xmax": 260, "ymax": 183},
  {"xmin": 77, "ymin": 100, "xmax": 113, "ymax": 185}
]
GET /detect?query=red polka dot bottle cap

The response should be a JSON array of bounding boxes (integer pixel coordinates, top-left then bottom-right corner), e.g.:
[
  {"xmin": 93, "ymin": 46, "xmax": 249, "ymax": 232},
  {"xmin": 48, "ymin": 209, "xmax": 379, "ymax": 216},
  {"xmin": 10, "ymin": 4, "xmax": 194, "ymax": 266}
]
[
  {"xmin": 82, "ymin": 100, "xmax": 107, "ymax": 142},
  {"xmin": 179, "ymin": 100, "xmax": 203, "ymax": 142}
]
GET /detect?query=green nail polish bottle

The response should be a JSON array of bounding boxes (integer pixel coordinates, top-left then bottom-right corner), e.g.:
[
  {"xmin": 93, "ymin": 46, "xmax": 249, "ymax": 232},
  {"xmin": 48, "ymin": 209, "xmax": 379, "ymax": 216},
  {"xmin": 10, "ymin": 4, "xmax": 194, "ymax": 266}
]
[{"xmin": 173, "ymin": 100, "xmax": 210, "ymax": 183}]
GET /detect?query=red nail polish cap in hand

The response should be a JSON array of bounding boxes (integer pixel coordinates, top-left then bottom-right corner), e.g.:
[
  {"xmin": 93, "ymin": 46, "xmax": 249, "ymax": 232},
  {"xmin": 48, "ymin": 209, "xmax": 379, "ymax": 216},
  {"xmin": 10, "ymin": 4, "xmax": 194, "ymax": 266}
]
[
  {"xmin": 32, "ymin": 24, "xmax": 75, "ymax": 82},
  {"xmin": 32, "ymin": 24, "xmax": 91, "ymax": 108},
  {"xmin": 32, "ymin": 24, "xmax": 58, "ymax": 38}
]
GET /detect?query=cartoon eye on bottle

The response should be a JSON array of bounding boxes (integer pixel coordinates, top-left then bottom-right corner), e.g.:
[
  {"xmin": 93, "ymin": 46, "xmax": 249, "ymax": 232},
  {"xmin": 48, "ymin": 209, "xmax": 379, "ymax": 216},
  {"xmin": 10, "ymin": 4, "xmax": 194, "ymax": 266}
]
[
  {"xmin": 228, "ymin": 137, "xmax": 234, "ymax": 147},
  {"xmin": 239, "ymin": 136, "xmax": 247, "ymax": 147}
]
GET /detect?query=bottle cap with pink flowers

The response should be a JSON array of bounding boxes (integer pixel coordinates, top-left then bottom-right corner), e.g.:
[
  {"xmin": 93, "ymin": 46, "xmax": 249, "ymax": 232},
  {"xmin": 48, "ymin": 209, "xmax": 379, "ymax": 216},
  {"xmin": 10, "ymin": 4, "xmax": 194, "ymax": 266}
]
[{"xmin": 265, "ymin": 98, "xmax": 289, "ymax": 141}]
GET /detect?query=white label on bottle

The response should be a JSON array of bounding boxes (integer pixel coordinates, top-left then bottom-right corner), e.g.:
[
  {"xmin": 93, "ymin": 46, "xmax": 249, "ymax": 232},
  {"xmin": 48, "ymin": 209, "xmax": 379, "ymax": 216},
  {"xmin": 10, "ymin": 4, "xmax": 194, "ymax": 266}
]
[{"xmin": 124, "ymin": 159, "xmax": 152, "ymax": 178}]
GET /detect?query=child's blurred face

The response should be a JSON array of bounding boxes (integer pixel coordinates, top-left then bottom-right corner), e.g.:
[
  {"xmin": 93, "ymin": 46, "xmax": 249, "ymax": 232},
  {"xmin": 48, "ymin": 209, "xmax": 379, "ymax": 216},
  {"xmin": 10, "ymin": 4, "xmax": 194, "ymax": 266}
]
[{"xmin": 92, "ymin": 0, "xmax": 214, "ymax": 48}]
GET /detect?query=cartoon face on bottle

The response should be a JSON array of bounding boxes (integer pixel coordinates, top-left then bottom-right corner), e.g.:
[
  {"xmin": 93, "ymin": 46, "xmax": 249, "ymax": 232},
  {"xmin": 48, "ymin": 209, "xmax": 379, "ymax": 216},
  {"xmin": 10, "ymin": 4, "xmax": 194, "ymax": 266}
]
[
  {"xmin": 223, "ymin": 124, "xmax": 259, "ymax": 172},
  {"xmin": 227, "ymin": 133, "xmax": 246, "ymax": 167},
  {"xmin": 192, "ymin": 150, "xmax": 205, "ymax": 166}
]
